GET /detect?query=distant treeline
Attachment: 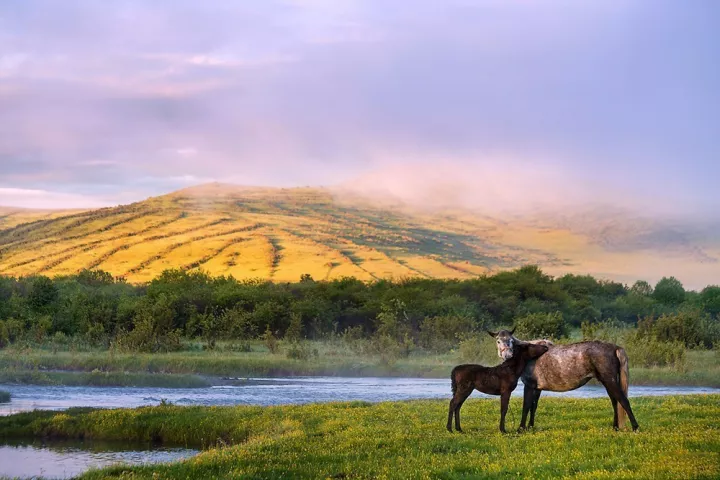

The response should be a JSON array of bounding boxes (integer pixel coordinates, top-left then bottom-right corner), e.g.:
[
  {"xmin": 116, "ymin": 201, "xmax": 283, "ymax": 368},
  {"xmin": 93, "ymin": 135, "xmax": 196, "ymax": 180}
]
[{"xmin": 0, "ymin": 266, "xmax": 718, "ymax": 352}]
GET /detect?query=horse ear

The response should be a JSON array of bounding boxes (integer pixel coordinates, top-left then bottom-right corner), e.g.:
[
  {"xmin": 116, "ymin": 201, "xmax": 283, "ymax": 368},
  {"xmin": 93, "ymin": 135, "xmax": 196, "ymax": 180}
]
[
  {"xmin": 486, "ymin": 330, "xmax": 497, "ymax": 338},
  {"xmin": 509, "ymin": 326, "xmax": 516, "ymax": 336}
]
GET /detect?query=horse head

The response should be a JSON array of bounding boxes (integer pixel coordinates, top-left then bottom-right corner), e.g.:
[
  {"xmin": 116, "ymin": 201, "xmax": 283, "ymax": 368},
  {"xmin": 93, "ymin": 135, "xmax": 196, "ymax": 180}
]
[{"xmin": 487, "ymin": 327, "xmax": 516, "ymax": 360}]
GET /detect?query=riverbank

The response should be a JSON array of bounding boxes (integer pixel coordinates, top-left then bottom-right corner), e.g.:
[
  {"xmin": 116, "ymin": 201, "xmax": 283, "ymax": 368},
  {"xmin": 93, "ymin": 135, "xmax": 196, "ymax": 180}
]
[
  {"xmin": 0, "ymin": 395, "xmax": 717, "ymax": 479},
  {"xmin": 0, "ymin": 344, "xmax": 718, "ymax": 387}
]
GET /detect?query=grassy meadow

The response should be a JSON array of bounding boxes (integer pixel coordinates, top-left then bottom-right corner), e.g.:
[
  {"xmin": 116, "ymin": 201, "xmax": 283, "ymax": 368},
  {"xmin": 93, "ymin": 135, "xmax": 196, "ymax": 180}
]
[
  {"xmin": 0, "ymin": 395, "xmax": 717, "ymax": 479},
  {"xmin": 1, "ymin": 184, "xmax": 718, "ymax": 284}
]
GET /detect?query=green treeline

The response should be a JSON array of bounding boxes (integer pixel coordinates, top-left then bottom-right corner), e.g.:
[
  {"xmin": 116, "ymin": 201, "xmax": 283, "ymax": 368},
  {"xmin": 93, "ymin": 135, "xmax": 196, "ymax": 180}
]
[{"xmin": 0, "ymin": 266, "xmax": 718, "ymax": 356}]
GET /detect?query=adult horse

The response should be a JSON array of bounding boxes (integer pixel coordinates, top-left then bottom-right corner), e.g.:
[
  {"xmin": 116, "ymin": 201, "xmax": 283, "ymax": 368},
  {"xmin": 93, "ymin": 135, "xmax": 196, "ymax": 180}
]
[{"xmin": 488, "ymin": 328, "xmax": 639, "ymax": 431}]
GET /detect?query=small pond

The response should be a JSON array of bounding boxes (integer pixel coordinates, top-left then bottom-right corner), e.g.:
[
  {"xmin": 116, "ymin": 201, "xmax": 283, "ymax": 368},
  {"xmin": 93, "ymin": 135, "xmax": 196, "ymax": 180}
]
[{"xmin": 0, "ymin": 439, "xmax": 198, "ymax": 479}]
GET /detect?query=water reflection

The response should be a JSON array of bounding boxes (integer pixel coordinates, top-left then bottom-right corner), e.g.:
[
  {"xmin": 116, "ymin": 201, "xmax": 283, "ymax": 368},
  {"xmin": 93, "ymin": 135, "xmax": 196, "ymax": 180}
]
[{"xmin": 0, "ymin": 439, "xmax": 198, "ymax": 479}]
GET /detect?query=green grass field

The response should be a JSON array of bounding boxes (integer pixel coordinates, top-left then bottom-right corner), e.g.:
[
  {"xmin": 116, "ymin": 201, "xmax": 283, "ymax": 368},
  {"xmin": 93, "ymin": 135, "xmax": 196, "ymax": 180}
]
[
  {"xmin": 1, "ymin": 395, "xmax": 717, "ymax": 479},
  {"xmin": 0, "ymin": 343, "xmax": 717, "ymax": 387},
  {"xmin": 2, "ymin": 183, "xmax": 718, "ymax": 284}
]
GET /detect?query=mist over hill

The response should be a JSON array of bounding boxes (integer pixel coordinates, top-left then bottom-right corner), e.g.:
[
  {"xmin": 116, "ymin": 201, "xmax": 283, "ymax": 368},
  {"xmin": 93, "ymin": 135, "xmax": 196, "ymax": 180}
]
[{"xmin": 0, "ymin": 183, "xmax": 718, "ymax": 289}]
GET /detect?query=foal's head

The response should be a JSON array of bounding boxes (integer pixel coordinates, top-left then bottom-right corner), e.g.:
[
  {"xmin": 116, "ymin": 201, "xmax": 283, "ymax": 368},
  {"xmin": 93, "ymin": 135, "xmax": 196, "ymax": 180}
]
[
  {"xmin": 487, "ymin": 328, "xmax": 516, "ymax": 361},
  {"xmin": 516, "ymin": 342, "xmax": 548, "ymax": 361}
]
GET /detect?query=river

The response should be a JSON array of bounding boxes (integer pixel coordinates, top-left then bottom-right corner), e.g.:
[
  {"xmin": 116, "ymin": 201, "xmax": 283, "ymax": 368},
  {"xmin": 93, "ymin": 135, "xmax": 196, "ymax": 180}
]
[{"xmin": 2, "ymin": 377, "xmax": 719, "ymax": 415}]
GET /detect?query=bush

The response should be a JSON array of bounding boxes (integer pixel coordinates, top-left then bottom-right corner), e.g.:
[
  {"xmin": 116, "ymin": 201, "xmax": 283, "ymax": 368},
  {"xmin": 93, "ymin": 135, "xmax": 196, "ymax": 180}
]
[
  {"xmin": 419, "ymin": 314, "xmax": 474, "ymax": 352},
  {"xmin": 457, "ymin": 334, "xmax": 498, "ymax": 364},
  {"xmin": 285, "ymin": 312, "xmax": 304, "ymax": 342},
  {"xmin": 0, "ymin": 321, "xmax": 9, "ymax": 348},
  {"xmin": 262, "ymin": 326, "xmax": 280, "ymax": 354},
  {"xmin": 625, "ymin": 333, "xmax": 686, "ymax": 370},
  {"xmin": 218, "ymin": 306, "xmax": 256, "ymax": 340},
  {"xmin": 638, "ymin": 311, "xmax": 719, "ymax": 349},
  {"xmin": 113, "ymin": 312, "xmax": 182, "ymax": 353},
  {"xmin": 221, "ymin": 342, "xmax": 252, "ymax": 352},
  {"xmin": 580, "ymin": 319, "xmax": 629, "ymax": 344},
  {"xmin": 286, "ymin": 342, "xmax": 318, "ymax": 361},
  {"xmin": 366, "ymin": 334, "xmax": 412, "ymax": 366},
  {"xmin": 514, "ymin": 311, "xmax": 567, "ymax": 340}
]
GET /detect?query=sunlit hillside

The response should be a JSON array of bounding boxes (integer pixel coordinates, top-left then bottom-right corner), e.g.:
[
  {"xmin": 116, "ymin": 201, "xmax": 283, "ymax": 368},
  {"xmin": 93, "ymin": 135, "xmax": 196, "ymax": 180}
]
[{"xmin": 0, "ymin": 184, "xmax": 718, "ymax": 287}]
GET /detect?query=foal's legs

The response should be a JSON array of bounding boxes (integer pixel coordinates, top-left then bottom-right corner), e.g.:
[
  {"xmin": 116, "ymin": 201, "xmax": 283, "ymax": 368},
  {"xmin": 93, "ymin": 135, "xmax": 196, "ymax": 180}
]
[
  {"xmin": 528, "ymin": 389, "xmax": 542, "ymax": 428},
  {"xmin": 499, "ymin": 392, "xmax": 510, "ymax": 433},
  {"xmin": 599, "ymin": 378, "xmax": 639, "ymax": 431},
  {"xmin": 447, "ymin": 387, "xmax": 472, "ymax": 432}
]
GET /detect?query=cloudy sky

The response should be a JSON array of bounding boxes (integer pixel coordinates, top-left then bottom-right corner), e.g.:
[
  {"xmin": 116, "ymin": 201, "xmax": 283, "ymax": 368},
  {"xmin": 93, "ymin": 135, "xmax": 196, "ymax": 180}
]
[{"xmin": 0, "ymin": 0, "xmax": 718, "ymax": 213}]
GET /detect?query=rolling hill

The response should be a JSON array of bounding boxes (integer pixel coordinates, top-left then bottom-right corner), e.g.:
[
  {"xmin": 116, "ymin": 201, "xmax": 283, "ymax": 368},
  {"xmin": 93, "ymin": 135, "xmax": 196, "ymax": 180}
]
[{"xmin": 0, "ymin": 183, "xmax": 718, "ymax": 287}]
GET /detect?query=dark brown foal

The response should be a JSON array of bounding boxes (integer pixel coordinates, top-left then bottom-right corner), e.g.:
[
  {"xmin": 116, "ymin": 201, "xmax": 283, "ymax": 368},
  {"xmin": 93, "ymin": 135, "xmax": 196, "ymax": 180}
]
[{"xmin": 447, "ymin": 343, "xmax": 548, "ymax": 433}]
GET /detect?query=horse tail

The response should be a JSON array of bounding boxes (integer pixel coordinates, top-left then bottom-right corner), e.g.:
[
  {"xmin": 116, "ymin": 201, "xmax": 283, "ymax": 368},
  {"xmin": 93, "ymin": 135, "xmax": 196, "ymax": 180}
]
[
  {"xmin": 616, "ymin": 347, "xmax": 630, "ymax": 429},
  {"xmin": 451, "ymin": 366, "xmax": 459, "ymax": 395}
]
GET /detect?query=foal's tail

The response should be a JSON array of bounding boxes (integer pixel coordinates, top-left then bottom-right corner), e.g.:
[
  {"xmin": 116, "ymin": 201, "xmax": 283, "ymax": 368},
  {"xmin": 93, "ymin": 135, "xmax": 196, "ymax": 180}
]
[
  {"xmin": 616, "ymin": 347, "xmax": 630, "ymax": 429},
  {"xmin": 450, "ymin": 366, "xmax": 458, "ymax": 395}
]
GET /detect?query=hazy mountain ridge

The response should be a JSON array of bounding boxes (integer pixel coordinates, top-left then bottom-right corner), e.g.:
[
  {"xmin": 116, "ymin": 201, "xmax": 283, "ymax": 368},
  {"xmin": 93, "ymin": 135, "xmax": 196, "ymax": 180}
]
[{"xmin": 0, "ymin": 183, "xmax": 718, "ymax": 287}]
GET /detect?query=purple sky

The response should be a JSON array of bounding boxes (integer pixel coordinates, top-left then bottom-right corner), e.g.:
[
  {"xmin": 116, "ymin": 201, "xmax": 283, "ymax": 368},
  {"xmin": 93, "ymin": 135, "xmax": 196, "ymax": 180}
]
[{"xmin": 1, "ymin": 0, "xmax": 718, "ymax": 213}]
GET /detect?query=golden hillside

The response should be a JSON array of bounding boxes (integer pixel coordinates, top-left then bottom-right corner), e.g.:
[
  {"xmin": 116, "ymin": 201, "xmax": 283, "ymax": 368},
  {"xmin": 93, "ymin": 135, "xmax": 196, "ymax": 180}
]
[{"xmin": 0, "ymin": 184, "xmax": 718, "ymax": 286}]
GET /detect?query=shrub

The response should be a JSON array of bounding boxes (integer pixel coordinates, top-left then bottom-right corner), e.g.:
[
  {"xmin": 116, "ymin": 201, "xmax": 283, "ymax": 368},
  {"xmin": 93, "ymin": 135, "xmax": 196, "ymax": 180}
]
[
  {"xmin": 419, "ymin": 314, "xmax": 474, "ymax": 352},
  {"xmin": 4, "ymin": 318, "xmax": 25, "ymax": 343},
  {"xmin": 113, "ymin": 312, "xmax": 182, "ymax": 353},
  {"xmin": 457, "ymin": 334, "xmax": 498, "ymax": 364},
  {"xmin": 637, "ymin": 310, "xmax": 719, "ymax": 349},
  {"xmin": 514, "ymin": 311, "xmax": 567, "ymax": 340},
  {"xmin": 285, "ymin": 312, "xmax": 304, "ymax": 342},
  {"xmin": 580, "ymin": 319, "xmax": 628, "ymax": 344},
  {"xmin": 220, "ymin": 307, "xmax": 256, "ymax": 340},
  {"xmin": 286, "ymin": 342, "xmax": 318, "ymax": 361},
  {"xmin": 222, "ymin": 342, "xmax": 252, "ymax": 352},
  {"xmin": 0, "ymin": 321, "xmax": 9, "ymax": 348},
  {"xmin": 625, "ymin": 333, "xmax": 686, "ymax": 370},
  {"xmin": 262, "ymin": 326, "xmax": 280, "ymax": 354}
]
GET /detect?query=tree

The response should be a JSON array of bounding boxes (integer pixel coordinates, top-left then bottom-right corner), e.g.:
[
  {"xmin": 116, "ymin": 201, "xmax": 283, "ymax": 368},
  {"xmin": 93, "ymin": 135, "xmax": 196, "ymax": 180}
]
[
  {"xmin": 700, "ymin": 286, "xmax": 720, "ymax": 317},
  {"xmin": 28, "ymin": 276, "xmax": 58, "ymax": 311},
  {"xmin": 514, "ymin": 311, "xmax": 567, "ymax": 340},
  {"xmin": 630, "ymin": 280, "xmax": 653, "ymax": 297},
  {"xmin": 652, "ymin": 277, "xmax": 685, "ymax": 305}
]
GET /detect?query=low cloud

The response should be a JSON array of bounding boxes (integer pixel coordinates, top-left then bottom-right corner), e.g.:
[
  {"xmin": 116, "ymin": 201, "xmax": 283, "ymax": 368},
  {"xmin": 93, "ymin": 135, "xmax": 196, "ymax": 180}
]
[{"xmin": 0, "ymin": 188, "xmax": 115, "ymax": 209}]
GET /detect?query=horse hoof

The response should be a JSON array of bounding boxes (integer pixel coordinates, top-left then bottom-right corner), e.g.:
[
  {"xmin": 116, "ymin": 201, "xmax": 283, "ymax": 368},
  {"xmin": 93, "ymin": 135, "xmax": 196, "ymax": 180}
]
[
  {"xmin": 516, "ymin": 427, "xmax": 525, "ymax": 434},
  {"xmin": 446, "ymin": 426, "xmax": 453, "ymax": 433}
]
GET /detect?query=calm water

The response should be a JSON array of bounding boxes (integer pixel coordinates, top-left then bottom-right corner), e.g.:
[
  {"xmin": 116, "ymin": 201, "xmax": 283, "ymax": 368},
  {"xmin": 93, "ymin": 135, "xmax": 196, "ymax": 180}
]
[
  {"xmin": 0, "ymin": 439, "xmax": 197, "ymax": 479},
  {"xmin": 1, "ymin": 377, "xmax": 719, "ymax": 415}
]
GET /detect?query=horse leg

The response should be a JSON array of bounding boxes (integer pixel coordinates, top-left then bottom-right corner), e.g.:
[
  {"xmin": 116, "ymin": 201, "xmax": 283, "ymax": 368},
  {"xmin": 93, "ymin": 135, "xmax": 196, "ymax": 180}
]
[
  {"xmin": 499, "ymin": 391, "xmax": 510, "ymax": 434},
  {"xmin": 600, "ymin": 378, "xmax": 639, "ymax": 431},
  {"xmin": 610, "ymin": 397, "xmax": 619, "ymax": 430},
  {"xmin": 453, "ymin": 387, "xmax": 472, "ymax": 433},
  {"xmin": 447, "ymin": 398, "xmax": 456, "ymax": 432},
  {"xmin": 529, "ymin": 389, "xmax": 542, "ymax": 428},
  {"xmin": 518, "ymin": 384, "xmax": 534, "ymax": 432}
]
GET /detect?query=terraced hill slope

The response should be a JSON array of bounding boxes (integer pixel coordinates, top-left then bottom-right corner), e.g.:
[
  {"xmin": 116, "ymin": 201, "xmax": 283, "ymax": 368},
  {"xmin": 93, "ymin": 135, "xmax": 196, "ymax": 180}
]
[{"xmin": 0, "ymin": 184, "xmax": 718, "ymax": 286}]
